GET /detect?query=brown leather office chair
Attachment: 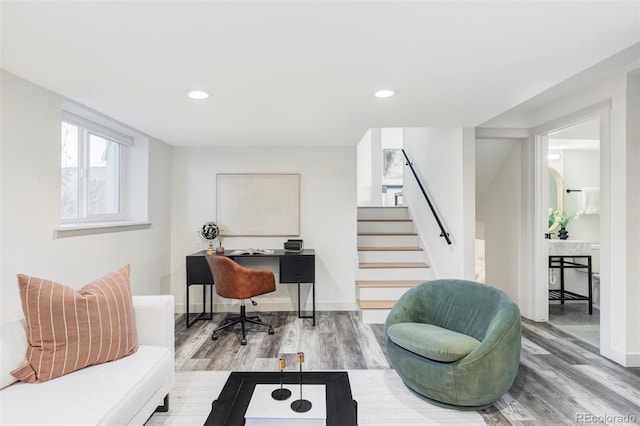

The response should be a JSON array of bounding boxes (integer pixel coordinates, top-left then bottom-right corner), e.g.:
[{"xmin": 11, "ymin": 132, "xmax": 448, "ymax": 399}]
[{"xmin": 205, "ymin": 254, "xmax": 276, "ymax": 345}]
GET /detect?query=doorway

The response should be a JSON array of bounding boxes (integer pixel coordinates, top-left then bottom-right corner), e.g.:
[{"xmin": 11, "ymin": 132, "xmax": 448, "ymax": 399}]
[
  {"xmin": 357, "ymin": 128, "xmax": 404, "ymax": 207},
  {"xmin": 545, "ymin": 118, "xmax": 601, "ymax": 347}
]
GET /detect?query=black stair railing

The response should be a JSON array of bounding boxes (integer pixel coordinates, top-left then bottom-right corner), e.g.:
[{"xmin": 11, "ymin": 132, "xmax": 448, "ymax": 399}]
[{"xmin": 402, "ymin": 149, "xmax": 452, "ymax": 245}]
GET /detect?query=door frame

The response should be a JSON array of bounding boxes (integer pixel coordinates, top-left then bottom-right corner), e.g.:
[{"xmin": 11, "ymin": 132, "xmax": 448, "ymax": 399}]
[{"xmin": 528, "ymin": 100, "xmax": 611, "ymax": 351}]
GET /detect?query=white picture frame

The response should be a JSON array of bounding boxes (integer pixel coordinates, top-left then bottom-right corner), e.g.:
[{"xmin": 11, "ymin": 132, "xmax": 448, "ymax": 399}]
[{"xmin": 216, "ymin": 174, "xmax": 300, "ymax": 236}]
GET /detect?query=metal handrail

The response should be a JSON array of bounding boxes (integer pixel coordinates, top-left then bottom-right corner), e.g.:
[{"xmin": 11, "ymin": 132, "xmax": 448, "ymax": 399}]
[{"xmin": 402, "ymin": 149, "xmax": 452, "ymax": 245}]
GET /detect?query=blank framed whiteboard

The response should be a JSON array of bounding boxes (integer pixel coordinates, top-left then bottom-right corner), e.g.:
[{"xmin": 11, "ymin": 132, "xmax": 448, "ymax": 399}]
[{"xmin": 216, "ymin": 174, "xmax": 300, "ymax": 236}]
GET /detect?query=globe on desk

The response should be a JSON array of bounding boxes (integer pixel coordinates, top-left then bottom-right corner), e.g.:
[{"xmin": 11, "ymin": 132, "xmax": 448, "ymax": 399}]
[{"xmin": 200, "ymin": 221, "xmax": 220, "ymax": 254}]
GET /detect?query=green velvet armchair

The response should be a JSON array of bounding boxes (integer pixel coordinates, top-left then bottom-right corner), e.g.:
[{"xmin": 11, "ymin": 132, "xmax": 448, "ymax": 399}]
[{"xmin": 384, "ymin": 279, "xmax": 521, "ymax": 410}]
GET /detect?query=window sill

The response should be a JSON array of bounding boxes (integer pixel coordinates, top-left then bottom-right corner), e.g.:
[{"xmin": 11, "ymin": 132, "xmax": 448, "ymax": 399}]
[{"xmin": 54, "ymin": 221, "xmax": 152, "ymax": 238}]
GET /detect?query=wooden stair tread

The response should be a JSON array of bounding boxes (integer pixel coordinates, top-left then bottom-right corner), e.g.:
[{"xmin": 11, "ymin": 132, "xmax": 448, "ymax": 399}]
[
  {"xmin": 358, "ymin": 246, "xmax": 422, "ymax": 251},
  {"xmin": 357, "ymin": 206, "xmax": 407, "ymax": 209},
  {"xmin": 358, "ymin": 299, "xmax": 396, "ymax": 309},
  {"xmin": 356, "ymin": 280, "xmax": 424, "ymax": 288},
  {"xmin": 359, "ymin": 262, "xmax": 430, "ymax": 269},
  {"xmin": 357, "ymin": 232, "xmax": 417, "ymax": 236},
  {"xmin": 357, "ymin": 219, "xmax": 412, "ymax": 222}
]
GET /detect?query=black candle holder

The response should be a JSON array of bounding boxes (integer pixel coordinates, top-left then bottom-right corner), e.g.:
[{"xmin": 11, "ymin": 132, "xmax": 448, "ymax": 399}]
[
  {"xmin": 290, "ymin": 352, "xmax": 312, "ymax": 413},
  {"xmin": 271, "ymin": 358, "xmax": 292, "ymax": 400}
]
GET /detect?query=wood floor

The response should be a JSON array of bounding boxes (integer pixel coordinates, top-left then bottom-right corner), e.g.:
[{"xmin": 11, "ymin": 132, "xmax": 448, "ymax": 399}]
[
  {"xmin": 549, "ymin": 303, "xmax": 601, "ymax": 348},
  {"xmin": 175, "ymin": 311, "xmax": 640, "ymax": 425}
]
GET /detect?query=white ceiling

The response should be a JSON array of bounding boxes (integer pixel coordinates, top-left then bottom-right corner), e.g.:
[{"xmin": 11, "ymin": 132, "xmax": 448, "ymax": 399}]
[{"xmin": 2, "ymin": 1, "xmax": 639, "ymax": 147}]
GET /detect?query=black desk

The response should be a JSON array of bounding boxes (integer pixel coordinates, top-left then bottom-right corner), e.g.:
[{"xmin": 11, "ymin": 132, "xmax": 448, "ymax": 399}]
[
  {"xmin": 186, "ymin": 249, "xmax": 316, "ymax": 328},
  {"xmin": 204, "ymin": 371, "xmax": 358, "ymax": 426},
  {"xmin": 548, "ymin": 255, "xmax": 593, "ymax": 315}
]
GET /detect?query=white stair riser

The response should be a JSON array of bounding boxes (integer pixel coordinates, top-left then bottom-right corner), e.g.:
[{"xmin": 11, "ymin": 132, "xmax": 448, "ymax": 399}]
[
  {"xmin": 356, "ymin": 267, "xmax": 433, "ymax": 281},
  {"xmin": 358, "ymin": 250, "xmax": 424, "ymax": 263},
  {"xmin": 357, "ymin": 221, "xmax": 414, "ymax": 233},
  {"xmin": 357, "ymin": 207, "xmax": 409, "ymax": 220},
  {"xmin": 358, "ymin": 235, "xmax": 418, "ymax": 247},
  {"xmin": 361, "ymin": 309, "xmax": 391, "ymax": 324},
  {"xmin": 357, "ymin": 286, "xmax": 413, "ymax": 300},
  {"xmin": 357, "ymin": 206, "xmax": 429, "ymax": 326}
]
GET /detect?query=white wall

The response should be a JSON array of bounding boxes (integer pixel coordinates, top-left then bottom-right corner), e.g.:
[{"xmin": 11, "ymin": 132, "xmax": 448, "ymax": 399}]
[
  {"xmin": 0, "ymin": 71, "xmax": 173, "ymax": 322},
  {"xmin": 381, "ymin": 128, "xmax": 403, "ymax": 149},
  {"xmin": 402, "ymin": 127, "xmax": 475, "ymax": 279},
  {"xmin": 624, "ymin": 70, "xmax": 640, "ymax": 362},
  {"xmin": 483, "ymin": 62, "xmax": 640, "ymax": 366},
  {"xmin": 476, "ymin": 143, "xmax": 523, "ymax": 302},
  {"xmin": 170, "ymin": 145, "xmax": 357, "ymax": 313},
  {"xmin": 357, "ymin": 129, "xmax": 373, "ymax": 206},
  {"xmin": 356, "ymin": 129, "xmax": 382, "ymax": 206},
  {"xmin": 476, "ymin": 139, "xmax": 518, "ymax": 199}
]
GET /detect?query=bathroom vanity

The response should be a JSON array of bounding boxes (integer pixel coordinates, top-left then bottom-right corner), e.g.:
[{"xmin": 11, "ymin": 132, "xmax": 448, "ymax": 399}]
[{"xmin": 548, "ymin": 240, "xmax": 593, "ymax": 315}]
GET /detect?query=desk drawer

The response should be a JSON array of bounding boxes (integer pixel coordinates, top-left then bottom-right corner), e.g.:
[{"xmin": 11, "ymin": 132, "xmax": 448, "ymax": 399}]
[
  {"xmin": 280, "ymin": 255, "xmax": 315, "ymax": 283},
  {"xmin": 187, "ymin": 256, "xmax": 214, "ymax": 284}
]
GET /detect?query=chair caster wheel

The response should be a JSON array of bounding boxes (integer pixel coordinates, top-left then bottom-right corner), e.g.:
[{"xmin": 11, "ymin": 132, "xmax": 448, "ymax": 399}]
[
  {"xmin": 212, "ymin": 334, "xmax": 218, "ymax": 341},
  {"xmin": 268, "ymin": 328, "xmax": 274, "ymax": 335},
  {"xmin": 241, "ymin": 338, "xmax": 247, "ymax": 345}
]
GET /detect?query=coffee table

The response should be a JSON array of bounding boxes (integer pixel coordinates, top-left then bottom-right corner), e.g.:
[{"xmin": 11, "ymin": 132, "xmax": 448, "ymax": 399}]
[{"xmin": 204, "ymin": 371, "xmax": 358, "ymax": 426}]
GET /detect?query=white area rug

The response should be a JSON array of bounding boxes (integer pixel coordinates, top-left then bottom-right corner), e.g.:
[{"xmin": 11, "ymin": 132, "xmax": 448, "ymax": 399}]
[{"xmin": 146, "ymin": 369, "xmax": 486, "ymax": 425}]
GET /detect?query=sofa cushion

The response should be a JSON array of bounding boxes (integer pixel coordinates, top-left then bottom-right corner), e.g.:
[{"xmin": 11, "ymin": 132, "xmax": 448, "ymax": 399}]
[
  {"xmin": 387, "ymin": 322, "xmax": 481, "ymax": 362},
  {"xmin": 1, "ymin": 345, "xmax": 174, "ymax": 426},
  {"xmin": 11, "ymin": 265, "xmax": 137, "ymax": 383},
  {"xmin": 0, "ymin": 319, "xmax": 28, "ymax": 389}
]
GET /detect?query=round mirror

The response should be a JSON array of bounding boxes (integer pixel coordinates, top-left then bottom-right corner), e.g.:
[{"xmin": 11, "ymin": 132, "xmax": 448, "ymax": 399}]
[{"xmin": 548, "ymin": 167, "xmax": 564, "ymax": 232}]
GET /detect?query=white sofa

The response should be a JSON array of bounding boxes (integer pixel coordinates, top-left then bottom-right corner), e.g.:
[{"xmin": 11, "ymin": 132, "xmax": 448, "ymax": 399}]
[{"xmin": 0, "ymin": 295, "xmax": 175, "ymax": 426}]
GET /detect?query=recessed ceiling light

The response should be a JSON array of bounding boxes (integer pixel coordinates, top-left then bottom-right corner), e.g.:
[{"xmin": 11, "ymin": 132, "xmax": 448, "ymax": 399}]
[
  {"xmin": 374, "ymin": 89, "xmax": 396, "ymax": 98},
  {"xmin": 186, "ymin": 89, "xmax": 210, "ymax": 100}
]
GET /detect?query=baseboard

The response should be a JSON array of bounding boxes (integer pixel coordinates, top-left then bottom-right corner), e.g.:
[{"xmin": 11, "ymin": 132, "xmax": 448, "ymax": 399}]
[
  {"xmin": 601, "ymin": 346, "xmax": 640, "ymax": 367},
  {"xmin": 174, "ymin": 301, "xmax": 358, "ymax": 314},
  {"xmin": 316, "ymin": 301, "xmax": 359, "ymax": 311},
  {"xmin": 624, "ymin": 352, "xmax": 640, "ymax": 367}
]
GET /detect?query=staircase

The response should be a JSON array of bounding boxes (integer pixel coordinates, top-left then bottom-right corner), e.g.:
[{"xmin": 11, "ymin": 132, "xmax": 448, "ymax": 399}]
[{"xmin": 356, "ymin": 206, "xmax": 433, "ymax": 323}]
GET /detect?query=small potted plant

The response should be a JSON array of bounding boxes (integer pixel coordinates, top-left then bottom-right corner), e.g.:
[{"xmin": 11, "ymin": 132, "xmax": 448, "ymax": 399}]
[
  {"xmin": 549, "ymin": 210, "xmax": 577, "ymax": 240},
  {"xmin": 548, "ymin": 209, "xmax": 558, "ymax": 229},
  {"xmin": 216, "ymin": 230, "xmax": 225, "ymax": 253}
]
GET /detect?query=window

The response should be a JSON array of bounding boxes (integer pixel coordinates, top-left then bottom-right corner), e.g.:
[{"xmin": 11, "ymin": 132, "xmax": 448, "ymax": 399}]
[{"xmin": 60, "ymin": 111, "xmax": 133, "ymax": 223}]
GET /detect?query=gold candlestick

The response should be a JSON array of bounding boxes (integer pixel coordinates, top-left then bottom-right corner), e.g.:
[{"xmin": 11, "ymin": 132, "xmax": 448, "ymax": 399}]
[
  {"xmin": 291, "ymin": 352, "xmax": 312, "ymax": 413},
  {"xmin": 271, "ymin": 358, "xmax": 291, "ymax": 400}
]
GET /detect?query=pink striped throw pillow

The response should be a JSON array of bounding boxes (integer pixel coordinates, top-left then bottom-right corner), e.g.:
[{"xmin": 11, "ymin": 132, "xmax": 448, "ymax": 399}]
[{"xmin": 11, "ymin": 265, "xmax": 138, "ymax": 383}]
